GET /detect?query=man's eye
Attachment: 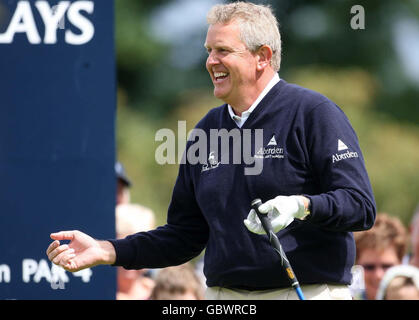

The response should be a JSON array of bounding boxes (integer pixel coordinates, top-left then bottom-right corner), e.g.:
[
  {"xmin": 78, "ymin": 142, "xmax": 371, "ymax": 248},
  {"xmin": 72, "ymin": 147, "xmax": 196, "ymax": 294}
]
[{"xmin": 206, "ymin": 48, "xmax": 229, "ymax": 55}]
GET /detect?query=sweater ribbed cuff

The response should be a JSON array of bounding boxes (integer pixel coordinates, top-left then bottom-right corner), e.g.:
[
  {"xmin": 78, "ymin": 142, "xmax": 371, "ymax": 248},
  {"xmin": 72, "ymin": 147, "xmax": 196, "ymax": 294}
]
[
  {"xmin": 107, "ymin": 238, "xmax": 136, "ymax": 268},
  {"xmin": 302, "ymin": 194, "xmax": 322, "ymax": 222}
]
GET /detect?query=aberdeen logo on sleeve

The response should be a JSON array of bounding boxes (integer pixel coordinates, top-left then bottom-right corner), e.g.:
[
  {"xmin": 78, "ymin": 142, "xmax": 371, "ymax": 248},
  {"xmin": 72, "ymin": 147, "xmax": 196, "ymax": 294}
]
[
  {"xmin": 332, "ymin": 139, "xmax": 359, "ymax": 163},
  {"xmin": 255, "ymin": 134, "xmax": 284, "ymax": 159}
]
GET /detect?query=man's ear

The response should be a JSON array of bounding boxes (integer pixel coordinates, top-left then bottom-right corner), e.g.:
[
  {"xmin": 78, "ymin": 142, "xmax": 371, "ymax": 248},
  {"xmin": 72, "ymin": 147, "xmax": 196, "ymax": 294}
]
[{"xmin": 256, "ymin": 45, "xmax": 273, "ymax": 71}]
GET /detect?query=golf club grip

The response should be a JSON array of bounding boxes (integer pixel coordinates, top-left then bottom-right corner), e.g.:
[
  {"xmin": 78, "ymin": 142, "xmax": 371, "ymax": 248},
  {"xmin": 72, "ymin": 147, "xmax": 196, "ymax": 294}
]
[
  {"xmin": 251, "ymin": 199, "xmax": 305, "ymax": 299},
  {"xmin": 252, "ymin": 202, "xmax": 275, "ymax": 235}
]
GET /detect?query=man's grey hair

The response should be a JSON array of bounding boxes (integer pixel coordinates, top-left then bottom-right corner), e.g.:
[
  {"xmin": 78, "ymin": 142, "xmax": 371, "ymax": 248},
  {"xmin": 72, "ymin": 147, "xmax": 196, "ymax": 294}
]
[{"xmin": 207, "ymin": 1, "xmax": 282, "ymax": 72}]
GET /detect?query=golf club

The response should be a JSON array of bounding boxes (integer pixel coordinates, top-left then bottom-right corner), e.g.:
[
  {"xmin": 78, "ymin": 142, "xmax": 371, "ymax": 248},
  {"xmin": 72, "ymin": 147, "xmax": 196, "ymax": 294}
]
[{"xmin": 251, "ymin": 198, "xmax": 305, "ymax": 300}]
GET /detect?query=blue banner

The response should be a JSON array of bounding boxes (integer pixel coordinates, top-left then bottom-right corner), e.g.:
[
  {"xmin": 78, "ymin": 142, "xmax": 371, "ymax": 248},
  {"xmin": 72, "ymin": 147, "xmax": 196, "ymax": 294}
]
[{"xmin": 0, "ymin": 0, "xmax": 116, "ymax": 299}]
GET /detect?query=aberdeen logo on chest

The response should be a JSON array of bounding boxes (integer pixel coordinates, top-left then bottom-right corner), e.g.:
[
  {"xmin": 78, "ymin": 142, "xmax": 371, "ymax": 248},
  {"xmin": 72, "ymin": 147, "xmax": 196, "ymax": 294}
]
[
  {"xmin": 255, "ymin": 134, "xmax": 284, "ymax": 159},
  {"xmin": 201, "ymin": 151, "xmax": 220, "ymax": 172}
]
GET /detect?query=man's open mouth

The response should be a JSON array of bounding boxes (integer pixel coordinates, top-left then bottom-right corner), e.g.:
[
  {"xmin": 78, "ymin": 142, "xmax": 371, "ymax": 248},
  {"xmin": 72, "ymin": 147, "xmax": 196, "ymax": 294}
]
[{"xmin": 213, "ymin": 71, "xmax": 229, "ymax": 82}]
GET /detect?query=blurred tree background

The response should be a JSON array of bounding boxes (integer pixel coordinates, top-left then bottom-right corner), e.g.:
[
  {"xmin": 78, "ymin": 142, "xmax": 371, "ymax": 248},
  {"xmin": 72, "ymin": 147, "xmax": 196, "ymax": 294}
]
[{"xmin": 115, "ymin": 0, "xmax": 419, "ymax": 232}]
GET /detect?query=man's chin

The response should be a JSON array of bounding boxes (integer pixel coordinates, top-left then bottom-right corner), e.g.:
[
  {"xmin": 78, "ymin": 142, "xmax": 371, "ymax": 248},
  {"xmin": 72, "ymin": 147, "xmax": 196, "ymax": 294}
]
[{"xmin": 213, "ymin": 88, "xmax": 229, "ymax": 102}]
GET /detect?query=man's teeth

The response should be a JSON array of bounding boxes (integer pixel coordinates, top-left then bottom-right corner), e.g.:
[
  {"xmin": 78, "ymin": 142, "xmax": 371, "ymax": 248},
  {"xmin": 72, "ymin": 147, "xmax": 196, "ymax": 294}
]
[{"xmin": 214, "ymin": 72, "xmax": 228, "ymax": 78}]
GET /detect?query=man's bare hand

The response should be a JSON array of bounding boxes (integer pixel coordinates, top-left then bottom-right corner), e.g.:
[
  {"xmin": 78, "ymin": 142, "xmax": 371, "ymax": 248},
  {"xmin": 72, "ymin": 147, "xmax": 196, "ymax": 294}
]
[{"xmin": 46, "ymin": 230, "xmax": 116, "ymax": 272}]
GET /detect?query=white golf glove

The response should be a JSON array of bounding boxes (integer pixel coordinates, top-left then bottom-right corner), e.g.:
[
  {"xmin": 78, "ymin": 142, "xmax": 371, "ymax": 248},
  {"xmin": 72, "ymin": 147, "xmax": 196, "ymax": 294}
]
[{"xmin": 244, "ymin": 196, "xmax": 308, "ymax": 234}]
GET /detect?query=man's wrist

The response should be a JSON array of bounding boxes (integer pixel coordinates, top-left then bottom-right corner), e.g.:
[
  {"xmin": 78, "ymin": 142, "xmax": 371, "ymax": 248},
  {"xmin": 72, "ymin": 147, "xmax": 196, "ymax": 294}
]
[
  {"xmin": 98, "ymin": 240, "xmax": 116, "ymax": 265},
  {"xmin": 297, "ymin": 196, "xmax": 311, "ymax": 220}
]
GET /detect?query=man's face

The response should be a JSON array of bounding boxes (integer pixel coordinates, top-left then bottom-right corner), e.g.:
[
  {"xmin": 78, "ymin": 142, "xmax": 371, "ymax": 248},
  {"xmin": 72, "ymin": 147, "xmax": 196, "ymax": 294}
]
[
  {"xmin": 358, "ymin": 248, "xmax": 400, "ymax": 300},
  {"xmin": 205, "ymin": 21, "xmax": 259, "ymax": 109}
]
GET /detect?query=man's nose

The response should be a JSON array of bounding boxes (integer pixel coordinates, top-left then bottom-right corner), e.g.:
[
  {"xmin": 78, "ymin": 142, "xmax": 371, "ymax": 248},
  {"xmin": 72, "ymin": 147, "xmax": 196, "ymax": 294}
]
[
  {"xmin": 373, "ymin": 267, "xmax": 387, "ymax": 280},
  {"xmin": 206, "ymin": 51, "xmax": 220, "ymax": 66}
]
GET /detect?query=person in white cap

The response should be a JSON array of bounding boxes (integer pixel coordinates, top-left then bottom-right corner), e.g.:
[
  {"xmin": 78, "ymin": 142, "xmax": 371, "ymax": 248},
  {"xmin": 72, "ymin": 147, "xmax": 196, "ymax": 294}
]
[{"xmin": 376, "ymin": 265, "xmax": 419, "ymax": 300}]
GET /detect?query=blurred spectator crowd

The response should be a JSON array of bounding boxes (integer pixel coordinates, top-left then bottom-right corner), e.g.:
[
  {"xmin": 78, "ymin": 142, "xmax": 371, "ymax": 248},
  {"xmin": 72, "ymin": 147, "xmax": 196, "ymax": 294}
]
[{"xmin": 350, "ymin": 206, "xmax": 419, "ymax": 300}]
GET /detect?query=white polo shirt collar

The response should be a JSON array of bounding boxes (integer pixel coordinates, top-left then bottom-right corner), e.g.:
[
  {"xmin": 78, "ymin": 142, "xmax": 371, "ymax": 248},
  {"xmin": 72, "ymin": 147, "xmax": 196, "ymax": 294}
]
[{"xmin": 228, "ymin": 73, "xmax": 280, "ymax": 128}]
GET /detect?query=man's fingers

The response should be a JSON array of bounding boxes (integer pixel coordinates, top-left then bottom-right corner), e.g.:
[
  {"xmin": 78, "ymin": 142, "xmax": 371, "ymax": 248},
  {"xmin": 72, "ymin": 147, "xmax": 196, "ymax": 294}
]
[
  {"xmin": 46, "ymin": 240, "xmax": 60, "ymax": 256},
  {"xmin": 243, "ymin": 219, "xmax": 252, "ymax": 230},
  {"xmin": 48, "ymin": 244, "xmax": 71, "ymax": 262},
  {"xmin": 64, "ymin": 258, "xmax": 79, "ymax": 272},
  {"xmin": 52, "ymin": 248, "xmax": 76, "ymax": 266},
  {"xmin": 244, "ymin": 209, "xmax": 265, "ymax": 235},
  {"xmin": 271, "ymin": 216, "xmax": 293, "ymax": 233},
  {"xmin": 246, "ymin": 210, "xmax": 261, "ymax": 226},
  {"xmin": 258, "ymin": 202, "xmax": 273, "ymax": 214},
  {"xmin": 271, "ymin": 219, "xmax": 285, "ymax": 232},
  {"xmin": 247, "ymin": 209, "xmax": 258, "ymax": 222},
  {"xmin": 244, "ymin": 219, "xmax": 264, "ymax": 234},
  {"xmin": 50, "ymin": 231, "xmax": 76, "ymax": 241}
]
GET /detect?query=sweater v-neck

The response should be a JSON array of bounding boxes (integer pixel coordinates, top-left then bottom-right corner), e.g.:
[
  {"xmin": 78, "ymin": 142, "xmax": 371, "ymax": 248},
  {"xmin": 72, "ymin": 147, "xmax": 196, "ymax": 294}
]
[{"xmin": 222, "ymin": 80, "xmax": 287, "ymax": 131}]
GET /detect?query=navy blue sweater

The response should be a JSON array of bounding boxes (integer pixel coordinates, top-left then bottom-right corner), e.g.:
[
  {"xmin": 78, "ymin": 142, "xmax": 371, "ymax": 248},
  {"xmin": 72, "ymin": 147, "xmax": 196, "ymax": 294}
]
[{"xmin": 109, "ymin": 80, "xmax": 376, "ymax": 289}]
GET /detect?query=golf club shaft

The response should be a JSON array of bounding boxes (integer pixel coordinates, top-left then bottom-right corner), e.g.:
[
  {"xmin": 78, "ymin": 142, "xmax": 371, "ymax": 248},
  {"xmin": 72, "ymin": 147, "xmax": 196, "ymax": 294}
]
[{"xmin": 251, "ymin": 198, "xmax": 305, "ymax": 300}]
